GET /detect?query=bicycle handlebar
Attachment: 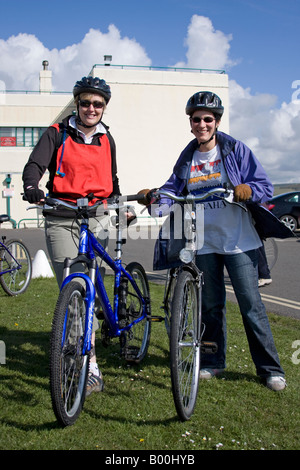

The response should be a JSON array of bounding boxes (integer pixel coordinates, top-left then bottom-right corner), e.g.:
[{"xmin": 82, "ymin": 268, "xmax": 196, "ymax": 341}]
[
  {"xmin": 151, "ymin": 187, "xmax": 248, "ymax": 211},
  {"xmin": 154, "ymin": 187, "xmax": 229, "ymax": 203},
  {"xmin": 36, "ymin": 193, "xmax": 148, "ymax": 212}
]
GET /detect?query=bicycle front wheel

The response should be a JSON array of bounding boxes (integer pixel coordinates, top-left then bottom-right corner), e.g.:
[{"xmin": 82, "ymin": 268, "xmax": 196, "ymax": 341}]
[
  {"xmin": 170, "ymin": 270, "xmax": 201, "ymax": 421},
  {"xmin": 123, "ymin": 262, "xmax": 151, "ymax": 364},
  {"xmin": 50, "ymin": 281, "xmax": 89, "ymax": 427},
  {"xmin": 0, "ymin": 239, "xmax": 32, "ymax": 296}
]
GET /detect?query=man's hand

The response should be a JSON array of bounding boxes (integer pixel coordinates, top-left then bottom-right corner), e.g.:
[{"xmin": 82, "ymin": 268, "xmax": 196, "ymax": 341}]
[{"xmin": 234, "ymin": 184, "xmax": 252, "ymax": 202}]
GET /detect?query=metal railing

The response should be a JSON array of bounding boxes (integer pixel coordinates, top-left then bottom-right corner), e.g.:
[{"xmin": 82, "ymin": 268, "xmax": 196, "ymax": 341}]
[{"xmin": 92, "ymin": 63, "xmax": 226, "ymax": 74}]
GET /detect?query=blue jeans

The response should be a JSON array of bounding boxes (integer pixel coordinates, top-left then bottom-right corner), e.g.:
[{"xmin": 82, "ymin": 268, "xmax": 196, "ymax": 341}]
[{"xmin": 196, "ymin": 250, "xmax": 284, "ymax": 378}]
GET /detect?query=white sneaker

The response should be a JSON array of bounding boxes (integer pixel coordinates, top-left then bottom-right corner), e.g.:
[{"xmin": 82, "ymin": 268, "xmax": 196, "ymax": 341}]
[
  {"xmin": 266, "ymin": 376, "xmax": 286, "ymax": 391},
  {"xmin": 258, "ymin": 278, "xmax": 272, "ymax": 287},
  {"xmin": 200, "ymin": 368, "xmax": 224, "ymax": 380}
]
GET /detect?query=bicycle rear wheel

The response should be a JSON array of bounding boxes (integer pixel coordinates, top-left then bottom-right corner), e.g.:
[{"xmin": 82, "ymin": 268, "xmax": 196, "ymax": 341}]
[
  {"xmin": 50, "ymin": 281, "xmax": 89, "ymax": 427},
  {"xmin": 170, "ymin": 269, "xmax": 201, "ymax": 421},
  {"xmin": 0, "ymin": 239, "xmax": 32, "ymax": 295},
  {"xmin": 123, "ymin": 262, "xmax": 151, "ymax": 363}
]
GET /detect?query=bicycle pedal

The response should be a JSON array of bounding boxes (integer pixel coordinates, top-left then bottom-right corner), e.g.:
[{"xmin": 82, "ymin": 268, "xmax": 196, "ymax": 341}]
[
  {"xmin": 148, "ymin": 315, "xmax": 164, "ymax": 322},
  {"xmin": 123, "ymin": 346, "xmax": 139, "ymax": 362},
  {"xmin": 201, "ymin": 341, "xmax": 218, "ymax": 354}
]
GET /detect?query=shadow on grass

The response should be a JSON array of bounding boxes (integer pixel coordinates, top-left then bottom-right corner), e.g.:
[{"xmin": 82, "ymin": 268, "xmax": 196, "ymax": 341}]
[{"xmin": 0, "ymin": 322, "xmax": 173, "ymax": 430}]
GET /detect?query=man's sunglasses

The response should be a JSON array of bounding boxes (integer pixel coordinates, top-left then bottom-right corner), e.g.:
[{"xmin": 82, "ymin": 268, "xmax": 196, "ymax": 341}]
[
  {"xmin": 79, "ymin": 100, "xmax": 105, "ymax": 109},
  {"xmin": 190, "ymin": 116, "xmax": 215, "ymax": 123}
]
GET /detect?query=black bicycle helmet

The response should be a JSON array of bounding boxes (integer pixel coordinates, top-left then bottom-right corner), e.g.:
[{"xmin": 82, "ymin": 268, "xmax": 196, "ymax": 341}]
[
  {"xmin": 73, "ymin": 76, "xmax": 111, "ymax": 103},
  {"xmin": 185, "ymin": 91, "xmax": 224, "ymax": 117}
]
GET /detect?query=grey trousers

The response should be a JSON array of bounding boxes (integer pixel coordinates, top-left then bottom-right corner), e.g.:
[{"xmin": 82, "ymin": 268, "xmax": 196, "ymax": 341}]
[{"xmin": 45, "ymin": 214, "xmax": 110, "ymax": 331}]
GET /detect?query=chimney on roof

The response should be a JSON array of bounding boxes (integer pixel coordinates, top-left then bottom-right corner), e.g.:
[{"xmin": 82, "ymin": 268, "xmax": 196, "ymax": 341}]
[
  {"xmin": 39, "ymin": 60, "xmax": 52, "ymax": 94},
  {"xmin": 104, "ymin": 55, "xmax": 112, "ymax": 66}
]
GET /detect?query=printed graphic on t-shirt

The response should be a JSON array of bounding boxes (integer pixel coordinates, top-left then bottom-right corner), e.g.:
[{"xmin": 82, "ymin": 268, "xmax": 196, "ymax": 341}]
[
  {"xmin": 187, "ymin": 147, "xmax": 226, "ymax": 209},
  {"xmin": 188, "ymin": 158, "xmax": 222, "ymax": 188}
]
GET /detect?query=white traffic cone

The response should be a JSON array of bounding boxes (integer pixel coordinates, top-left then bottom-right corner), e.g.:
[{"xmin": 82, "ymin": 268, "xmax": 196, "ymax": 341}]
[{"xmin": 32, "ymin": 249, "xmax": 54, "ymax": 278}]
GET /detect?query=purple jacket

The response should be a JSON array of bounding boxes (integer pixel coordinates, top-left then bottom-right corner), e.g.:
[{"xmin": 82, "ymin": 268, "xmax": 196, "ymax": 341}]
[
  {"xmin": 152, "ymin": 131, "xmax": 294, "ymax": 270},
  {"xmin": 159, "ymin": 131, "xmax": 273, "ymax": 206}
]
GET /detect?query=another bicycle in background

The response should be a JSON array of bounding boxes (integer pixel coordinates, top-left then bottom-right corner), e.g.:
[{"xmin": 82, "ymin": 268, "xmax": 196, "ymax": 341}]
[
  {"xmin": 0, "ymin": 214, "xmax": 32, "ymax": 296},
  {"xmin": 43, "ymin": 194, "xmax": 151, "ymax": 427}
]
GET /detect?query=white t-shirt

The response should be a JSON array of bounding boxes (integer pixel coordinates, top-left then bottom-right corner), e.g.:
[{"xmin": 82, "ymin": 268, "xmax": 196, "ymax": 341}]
[{"xmin": 187, "ymin": 145, "xmax": 262, "ymax": 254}]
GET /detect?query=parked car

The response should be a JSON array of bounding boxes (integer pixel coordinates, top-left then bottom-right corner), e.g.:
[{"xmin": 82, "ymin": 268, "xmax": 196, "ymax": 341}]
[{"xmin": 266, "ymin": 192, "xmax": 300, "ymax": 232}]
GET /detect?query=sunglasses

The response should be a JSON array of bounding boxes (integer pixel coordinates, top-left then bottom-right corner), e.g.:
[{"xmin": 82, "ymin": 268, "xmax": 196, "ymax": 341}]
[
  {"xmin": 190, "ymin": 116, "xmax": 215, "ymax": 123},
  {"xmin": 79, "ymin": 100, "xmax": 105, "ymax": 109}
]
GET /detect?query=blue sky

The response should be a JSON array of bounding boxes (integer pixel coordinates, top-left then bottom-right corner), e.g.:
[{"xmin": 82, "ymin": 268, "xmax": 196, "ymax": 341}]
[
  {"xmin": 1, "ymin": 0, "xmax": 299, "ymax": 103},
  {"xmin": 1, "ymin": 0, "xmax": 300, "ymax": 183}
]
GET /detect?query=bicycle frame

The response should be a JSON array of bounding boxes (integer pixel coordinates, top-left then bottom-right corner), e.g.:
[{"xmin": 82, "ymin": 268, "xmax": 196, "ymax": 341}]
[
  {"xmin": 0, "ymin": 240, "xmax": 23, "ymax": 276},
  {"xmin": 59, "ymin": 209, "xmax": 150, "ymax": 356}
]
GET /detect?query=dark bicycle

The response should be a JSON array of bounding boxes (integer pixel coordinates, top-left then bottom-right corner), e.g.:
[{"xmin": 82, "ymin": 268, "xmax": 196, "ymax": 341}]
[{"xmin": 151, "ymin": 187, "xmax": 246, "ymax": 420}]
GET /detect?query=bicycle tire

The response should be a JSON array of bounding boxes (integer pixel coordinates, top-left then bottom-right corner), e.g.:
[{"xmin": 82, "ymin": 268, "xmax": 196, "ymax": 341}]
[
  {"xmin": 263, "ymin": 238, "xmax": 278, "ymax": 271},
  {"xmin": 0, "ymin": 239, "xmax": 32, "ymax": 296},
  {"xmin": 123, "ymin": 262, "xmax": 151, "ymax": 364},
  {"xmin": 50, "ymin": 281, "xmax": 90, "ymax": 427},
  {"xmin": 170, "ymin": 269, "xmax": 201, "ymax": 421}
]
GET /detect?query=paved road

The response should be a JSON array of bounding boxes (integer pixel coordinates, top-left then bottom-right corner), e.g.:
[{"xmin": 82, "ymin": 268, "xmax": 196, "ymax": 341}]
[{"xmin": 2, "ymin": 225, "xmax": 299, "ymax": 320}]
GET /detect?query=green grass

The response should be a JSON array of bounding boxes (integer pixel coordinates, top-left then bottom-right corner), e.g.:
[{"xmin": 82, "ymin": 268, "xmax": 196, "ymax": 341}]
[{"xmin": 0, "ymin": 277, "xmax": 299, "ymax": 450}]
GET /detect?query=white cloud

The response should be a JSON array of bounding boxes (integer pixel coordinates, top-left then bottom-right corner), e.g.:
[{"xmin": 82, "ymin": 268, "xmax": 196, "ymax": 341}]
[
  {"xmin": 0, "ymin": 25, "xmax": 151, "ymax": 92},
  {"xmin": 229, "ymin": 80, "xmax": 300, "ymax": 183},
  {"xmin": 174, "ymin": 15, "xmax": 237, "ymax": 71}
]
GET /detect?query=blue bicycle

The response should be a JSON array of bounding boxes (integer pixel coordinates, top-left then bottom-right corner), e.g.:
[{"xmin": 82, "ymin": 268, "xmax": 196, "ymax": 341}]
[
  {"xmin": 0, "ymin": 214, "xmax": 32, "ymax": 296},
  {"xmin": 47, "ymin": 194, "xmax": 151, "ymax": 427}
]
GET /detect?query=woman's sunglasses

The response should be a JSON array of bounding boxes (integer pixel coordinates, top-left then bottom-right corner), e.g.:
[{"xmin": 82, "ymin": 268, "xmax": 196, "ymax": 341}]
[
  {"xmin": 79, "ymin": 100, "xmax": 105, "ymax": 109},
  {"xmin": 190, "ymin": 116, "xmax": 215, "ymax": 123}
]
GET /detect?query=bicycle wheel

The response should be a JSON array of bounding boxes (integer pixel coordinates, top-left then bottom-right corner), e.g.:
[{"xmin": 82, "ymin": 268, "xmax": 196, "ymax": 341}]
[
  {"xmin": 122, "ymin": 262, "xmax": 151, "ymax": 363},
  {"xmin": 0, "ymin": 239, "xmax": 32, "ymax": 296},
  {"xmin": 170, "ymin": 269, "xmax": 201, "ymax": 421},
  {"xmin": 264, "ymin": 238, "xmax": 278, "ymax": 271},
  {"xmin": 50, "ymin": 281, "xmax": 90, "ymax": 427}
]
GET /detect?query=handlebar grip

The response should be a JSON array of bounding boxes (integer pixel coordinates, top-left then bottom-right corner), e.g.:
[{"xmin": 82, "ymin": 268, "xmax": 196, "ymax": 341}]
[{"xmin": 124, "ymin": 193, "xmax": 148, "ymax": 203}]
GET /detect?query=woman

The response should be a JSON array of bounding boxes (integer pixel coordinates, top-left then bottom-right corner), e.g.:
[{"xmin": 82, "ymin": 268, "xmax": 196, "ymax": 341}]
[
  {"xmin": 22, "ymin": 76, "xmax": 120, "ymax": 396},
  {"xmin": 141, "ymin": 91, "xmax": 286, "ymax": 391}
]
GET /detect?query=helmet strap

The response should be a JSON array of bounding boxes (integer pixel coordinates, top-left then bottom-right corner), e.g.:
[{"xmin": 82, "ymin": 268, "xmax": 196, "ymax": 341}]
[{"xmin": 197, "ymin": 125, "xmax": 218, "ymax": 148}]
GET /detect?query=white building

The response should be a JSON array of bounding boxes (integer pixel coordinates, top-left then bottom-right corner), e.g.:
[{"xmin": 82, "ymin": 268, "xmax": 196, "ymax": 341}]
[{"xmin": 0, "ymin": 60, "xmax": 228, "ymax": 228}]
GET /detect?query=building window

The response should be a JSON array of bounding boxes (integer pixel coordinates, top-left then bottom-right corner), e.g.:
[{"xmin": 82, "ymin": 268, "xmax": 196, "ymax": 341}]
[{"xmin": 0, "ymin": 127, "xmax": 46, "ymax": 147}]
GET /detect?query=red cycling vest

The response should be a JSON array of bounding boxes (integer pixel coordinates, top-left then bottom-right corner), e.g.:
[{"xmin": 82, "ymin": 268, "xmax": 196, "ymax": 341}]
[{"xmin": 51, "ymin": 123, "xmax": 113, "ymax": 204}]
